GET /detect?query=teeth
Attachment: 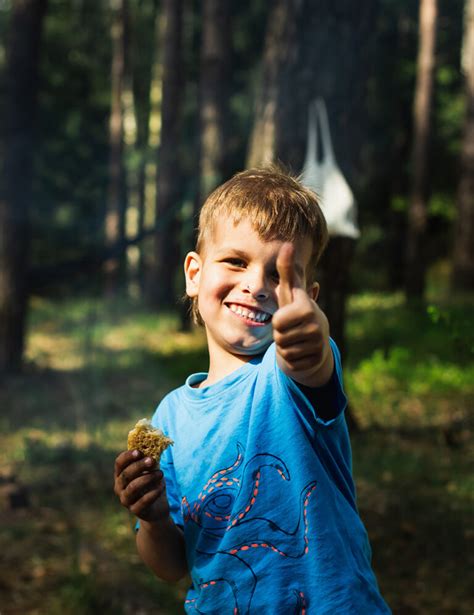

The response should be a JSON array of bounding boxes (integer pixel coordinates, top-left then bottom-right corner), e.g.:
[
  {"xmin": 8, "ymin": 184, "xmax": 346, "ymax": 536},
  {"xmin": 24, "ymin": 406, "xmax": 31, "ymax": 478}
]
[{"xmin": 228, "ymin": 304, "xmax": 269, "ymax": 323}]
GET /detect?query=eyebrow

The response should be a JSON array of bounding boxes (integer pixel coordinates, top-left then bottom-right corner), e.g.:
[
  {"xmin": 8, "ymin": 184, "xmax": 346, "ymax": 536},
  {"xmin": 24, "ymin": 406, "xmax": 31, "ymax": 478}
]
[
  {"xmin": 215, "ymin": 247, "xmax": 306, "ymax": 279},
  {"xmin": 214, "ymin": 247, "xmax": 249, "ymax": 259}
]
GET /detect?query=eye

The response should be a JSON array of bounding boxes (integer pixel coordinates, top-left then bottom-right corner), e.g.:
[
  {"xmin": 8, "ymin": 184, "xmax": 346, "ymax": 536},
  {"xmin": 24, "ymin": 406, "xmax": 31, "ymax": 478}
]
[{"xmin": 224, "ymin": 258, "xmax": 246, "ymax": 268}]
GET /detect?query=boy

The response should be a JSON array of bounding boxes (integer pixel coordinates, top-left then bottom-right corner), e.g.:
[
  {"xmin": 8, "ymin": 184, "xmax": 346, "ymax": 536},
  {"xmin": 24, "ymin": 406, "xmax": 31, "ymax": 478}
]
[{"xmin": 114, "ymin": 167, "xmax": 390, "ymax": 613}]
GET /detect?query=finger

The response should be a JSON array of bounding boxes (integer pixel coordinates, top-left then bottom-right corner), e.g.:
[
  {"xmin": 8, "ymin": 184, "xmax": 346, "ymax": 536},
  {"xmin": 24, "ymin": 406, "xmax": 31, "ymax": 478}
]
[
  {"xmin": 127, "ymin": 479, "xmax": 166, "ymax": 516},
  {"xmin": 273, "ymin": 321, "xmax": 321, "ymax": 348},
  {"xmin": 280, "ymin": 354, "xmax": 318, "ymax": 373},
  {"xmin": 122, "ymin": 469, "xmax": 164, "ymax": 506},
  {"xmin": 276, "ymin": 342, "xmax": 322, "ymax": 365},
  {"xmin": 276, "ymin": 243, "xmax": 296, "ymax": 307},
  {"xmin": 129, "ymin": 486, "xmax": 166, "ymax": 518},
  {"xmin": 114, "ymin": 449, "xmax": 142, "ymax": 478},
  {"xmin": 120, "ymin": 469, "xmax": 163, "ymax": 505},
  {"xmin": 116, "ymin": 456, "xmax": 155, "ymax": 493},
  {"xmin": 272, "ymin": 291, "xmax": 315, "ymax": 333}
]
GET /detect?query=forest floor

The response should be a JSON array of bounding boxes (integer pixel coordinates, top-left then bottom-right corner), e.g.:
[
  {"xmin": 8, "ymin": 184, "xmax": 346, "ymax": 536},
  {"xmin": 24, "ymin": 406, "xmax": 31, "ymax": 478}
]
[{"xmin": 0, "ymin": 292, "xmax": 473, "ymax": 614}]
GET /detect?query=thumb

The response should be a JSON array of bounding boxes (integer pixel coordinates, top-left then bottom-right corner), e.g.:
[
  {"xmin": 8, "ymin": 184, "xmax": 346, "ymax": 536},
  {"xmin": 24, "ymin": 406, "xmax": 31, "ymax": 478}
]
[{"xmin": 276, "ymin": 243, "xmax": 297, "ymax": 307}]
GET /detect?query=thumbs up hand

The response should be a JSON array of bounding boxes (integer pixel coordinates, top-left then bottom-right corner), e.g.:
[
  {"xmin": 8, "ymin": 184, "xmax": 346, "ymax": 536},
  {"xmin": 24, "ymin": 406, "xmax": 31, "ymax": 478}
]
[{"xmin": 272, "ymin": 243, "xmax": 334, "ymax": 388}]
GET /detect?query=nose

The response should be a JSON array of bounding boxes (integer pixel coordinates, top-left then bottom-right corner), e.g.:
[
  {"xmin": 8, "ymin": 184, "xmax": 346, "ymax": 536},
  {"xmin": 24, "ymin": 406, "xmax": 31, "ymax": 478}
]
[{"xmin": 242, "ymin": 270, "xmax": 269, "ymax": 301}]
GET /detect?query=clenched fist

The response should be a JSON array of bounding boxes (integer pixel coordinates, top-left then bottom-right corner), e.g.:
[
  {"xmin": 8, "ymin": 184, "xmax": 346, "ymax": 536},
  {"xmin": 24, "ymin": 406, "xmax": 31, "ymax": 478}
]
[{"xmin": 272, "ymin": 243, "xmax": 334, "ymax": 388}]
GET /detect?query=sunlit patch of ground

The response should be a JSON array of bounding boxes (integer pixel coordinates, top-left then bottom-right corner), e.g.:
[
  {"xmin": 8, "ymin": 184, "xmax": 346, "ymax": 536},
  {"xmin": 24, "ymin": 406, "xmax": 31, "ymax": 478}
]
[
  {"xmin": 27, "ymin": 331, "xmax": 85, "ymax": 370},
  {"xmin": 1, "ymin": 293, "xmax": 473, "ymax": 613}
]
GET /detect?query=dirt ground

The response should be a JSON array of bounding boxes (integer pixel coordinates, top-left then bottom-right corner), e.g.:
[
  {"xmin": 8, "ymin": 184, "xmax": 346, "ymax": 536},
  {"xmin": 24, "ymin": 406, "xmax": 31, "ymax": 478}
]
[
  {"xmin": 0, "ymin": 408, "xmax": 471, "ymax": 614},
  {"xmin": 1, "ymin": 297, "xmax": 472, "ymax": 613}
]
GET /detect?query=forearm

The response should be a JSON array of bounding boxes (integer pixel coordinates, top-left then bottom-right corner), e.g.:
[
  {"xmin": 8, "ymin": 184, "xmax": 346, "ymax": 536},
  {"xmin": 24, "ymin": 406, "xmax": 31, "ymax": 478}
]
[{"xmin": 136, "ymin": 515, "xmax": 188, "ymax": 583}]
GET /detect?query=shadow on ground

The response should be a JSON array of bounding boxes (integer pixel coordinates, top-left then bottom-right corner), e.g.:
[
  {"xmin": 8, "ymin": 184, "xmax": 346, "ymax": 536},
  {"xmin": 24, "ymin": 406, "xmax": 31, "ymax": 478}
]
[{"xmin": 0, "ymin": 341, "xmax": 472, "ymax": 613}]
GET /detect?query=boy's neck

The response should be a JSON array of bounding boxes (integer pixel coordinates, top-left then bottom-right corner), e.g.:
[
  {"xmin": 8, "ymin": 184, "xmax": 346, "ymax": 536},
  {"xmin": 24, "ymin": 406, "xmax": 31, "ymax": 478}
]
[{"xmin": 199, "ymin": 338, "xmax": 262, "ymax": 388}]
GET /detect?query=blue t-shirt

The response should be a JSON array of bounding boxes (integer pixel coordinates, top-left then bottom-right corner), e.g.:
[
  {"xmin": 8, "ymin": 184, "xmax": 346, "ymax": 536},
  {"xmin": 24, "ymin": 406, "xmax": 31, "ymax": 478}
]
[{"xmin": 151, "ymin": 340, "xmax": 390, "ymax": 614}]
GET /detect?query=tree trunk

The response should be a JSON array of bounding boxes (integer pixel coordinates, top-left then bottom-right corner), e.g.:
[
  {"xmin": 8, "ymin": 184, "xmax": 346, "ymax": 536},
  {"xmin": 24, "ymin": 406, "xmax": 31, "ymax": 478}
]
[
  {"xmin": 316, "ymin": 238, "xmax": 355, "ymax": 356},
  {"xmin": 246, "ymin": 0, "xmax": 300, "ymax": 168},
  {"xmin": 0, "ymin": 0, "xmax": 48, "ymax": 374},
  {"xmin": 247, "ymin": 0, "xmax": 377, "ymax": 343},
  {"xmin": 289, "ymin": 3, "xmax": 377, "ymax": 174},
  {"xmin": 452, "ymin": 0, "xmax": 474, "ymax": 290},
  {"xmin": 405, "ymin": 0, "xmax": 438, "ymax": 299},
  {"xmin": 130, "ymin": 0, "xmax": 158, "ymax": 295},
  {"xmin": 148, "ymin": 0, "xmax": 184, "ymax": 308},
  {"xmin": 196, "ymin": 0, "xmax": 231, "ymax": 206},
  {"xmin": 246, "ymin": 0, "xmax": 379, "ymax": 430},
  {"xmin": 104, "ymin": 0, "xmax": 129, "ymax": 296}
]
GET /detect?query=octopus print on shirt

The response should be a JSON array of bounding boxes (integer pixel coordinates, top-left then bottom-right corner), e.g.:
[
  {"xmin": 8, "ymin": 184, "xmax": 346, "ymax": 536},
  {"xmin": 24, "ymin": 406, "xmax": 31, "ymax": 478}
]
[
  {"xmin": 181, "ymin": 443, "xmax": 317, "ymax": 613},
  {"xmin": 150, "ymin": 342, "xmax": 391, "ymax": 614}
]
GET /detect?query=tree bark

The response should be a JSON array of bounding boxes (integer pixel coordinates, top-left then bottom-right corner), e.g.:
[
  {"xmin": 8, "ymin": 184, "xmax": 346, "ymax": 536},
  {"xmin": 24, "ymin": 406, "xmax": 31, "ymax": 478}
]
[
  {"xmin": 246, "ymin": 0, "xmax": 300, "ymax": 168},
  {"xmin": 196, "ymin": 0, "xmax": 231, "ymax": 206},
  {"xmin": 148, "ymin": 0, "xmax": 184, "ymax": 308},
  {"xmin": 130, "ymin": 0, "xmax": 159, "ymax": 295},
  {"xmin": 0, "ymin": 0, "xmax": 48, "ymax": 374},
  {"xmin": 246, "ymin": 0, "xmax": 379, "ymax": 430},
  {"xmin": 405, "ymin": 0, "xmax": 438, "ymax": 299},
  {"xmin": 247, "ymin": 0, "xmax": 377, "ymax": 347},
  {"xmin": 452, "ymin": 0, "xmax": 474, "ymax": 290},
  {"xmin": 104, "ymin": 0, "xmax": 129, "ymax": 296}
]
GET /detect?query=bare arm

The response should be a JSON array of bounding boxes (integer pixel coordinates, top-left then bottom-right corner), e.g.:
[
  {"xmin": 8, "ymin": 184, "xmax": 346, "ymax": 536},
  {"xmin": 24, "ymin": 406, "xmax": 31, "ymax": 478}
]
[
  {"xmin": 136, "ymin": 517, "xmax": 187, "ymax": 583},
  {"xmin": 114, "ymin": 450, "xmax": 188, "ymax": 583}
]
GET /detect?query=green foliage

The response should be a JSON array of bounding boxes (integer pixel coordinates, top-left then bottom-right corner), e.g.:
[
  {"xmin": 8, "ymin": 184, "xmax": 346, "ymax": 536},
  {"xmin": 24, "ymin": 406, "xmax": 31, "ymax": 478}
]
[
  {"xmin": 47, "ymin": 572, "xmax": 111, "ymax": 615},
  {"xmin": 345, "ymin": 293, "xmax": 474, "ymax": 427},
  {"xmin": 356, "ymin": 0, "xmax": 465, "ymax": 287},
  {"xmin": 32, "ymin": 0, "xmax": 111, "ymax": 269},
  {"xmin": 1, "ymin": 0, "xmax": 466, "ymax": 293},
  {"xmin": 0, "ymin": 0, "xmax": 470, "ymax": 601},
  {"xmin": 1, "ymin": 292, "xmax": 473, "ymax": 612},
  {"xmin": 427, "ymin": 302, "xmax": 474, "ymax": 359},
  {"xmin": 427, "ymin": 192, "xmax": 456, "ymax": 220},
  {"xmin": 352, "ymin": 430, "xmax": 473, "ymax": 612}
]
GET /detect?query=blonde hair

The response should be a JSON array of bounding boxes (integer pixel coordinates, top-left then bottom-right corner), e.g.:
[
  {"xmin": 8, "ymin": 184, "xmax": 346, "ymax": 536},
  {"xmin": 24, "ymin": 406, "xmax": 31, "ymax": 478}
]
[{"xmin": 190, "ymin": 165, "xmax": 328, "ymax": 324}]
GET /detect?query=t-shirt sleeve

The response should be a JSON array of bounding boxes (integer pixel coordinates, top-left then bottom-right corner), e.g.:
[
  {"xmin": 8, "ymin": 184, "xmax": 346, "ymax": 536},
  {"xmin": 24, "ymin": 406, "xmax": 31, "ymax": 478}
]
[
  {"xmin": 151, "ymin": 406, "xmax": 184, "ymax": 530},
  {"xmin": 273, "ymin": 338, "xmax": 347, "ymax": 428},
  {"xmin": 158, "ymin": 445, "xmax": 183, "ymax": 530},
  {"xmin": 295, "ymin": 338, "xmax": 347, "ymax": 424}
]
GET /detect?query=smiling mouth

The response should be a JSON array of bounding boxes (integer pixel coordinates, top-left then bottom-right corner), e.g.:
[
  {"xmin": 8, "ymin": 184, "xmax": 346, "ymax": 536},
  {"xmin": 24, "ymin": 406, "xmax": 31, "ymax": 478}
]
[{"xmin": 226, "ymin": 303, "xmax": 272, "ymax": 324}]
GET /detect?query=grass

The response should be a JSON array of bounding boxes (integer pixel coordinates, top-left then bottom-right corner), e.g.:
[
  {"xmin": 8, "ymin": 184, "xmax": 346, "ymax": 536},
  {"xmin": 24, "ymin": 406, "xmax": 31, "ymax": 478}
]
[
  {"xmin": 346, "ymin": 292, "xmax": 473, "ymax": 428},
  {"xmin": 0, "ymin": 292, "xmax": 473, "ymax": 613}
]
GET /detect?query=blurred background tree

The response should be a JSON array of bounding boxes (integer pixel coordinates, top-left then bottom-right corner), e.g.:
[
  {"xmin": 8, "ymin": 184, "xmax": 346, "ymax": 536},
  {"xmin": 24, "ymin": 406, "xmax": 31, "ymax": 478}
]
[
  {"xmin": 452, "ymin": 0, "xmax": 474, "ymax": 290},
  {"xmin": 405, "ymin": 0, "xmax": 438, "ymax": 299},
  {"xmin": 0, "ymin": 0, "xmax": 48, "ymax": 372},
  {"xmin": 147, "ymin": 0, "xmax": 184, "ymax": 308},
  {"xmin": 0, "ymin": 2, "xmax": 472, "ymax": 612},
  {"xmin": 0, "ymin": 0, "xmax": 469, "ymax": 372},
  {"xmin": 195, "ymin": 0, "xmax": 231, "ymax": 208}
]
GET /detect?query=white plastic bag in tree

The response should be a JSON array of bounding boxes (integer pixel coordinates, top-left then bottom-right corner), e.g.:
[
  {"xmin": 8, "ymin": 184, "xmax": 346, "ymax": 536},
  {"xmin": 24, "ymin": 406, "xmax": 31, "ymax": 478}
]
[{"xmin": 301, "ymin": 98, "xmax": 360, "ymax": 239}]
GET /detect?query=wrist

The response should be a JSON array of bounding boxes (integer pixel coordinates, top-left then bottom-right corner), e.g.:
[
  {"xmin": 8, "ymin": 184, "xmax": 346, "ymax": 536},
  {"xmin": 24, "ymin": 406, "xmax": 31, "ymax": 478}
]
[
  {"xmin": 310, "ymin": 346, "xmax": 334, "ymax": 386},
  {"xmin": 140, "ymin": 514, "xmax": 175, "ymax": 536},
  {"xmin": 290, "ymin": 341, "xmax": 334, "ymax": 388}
]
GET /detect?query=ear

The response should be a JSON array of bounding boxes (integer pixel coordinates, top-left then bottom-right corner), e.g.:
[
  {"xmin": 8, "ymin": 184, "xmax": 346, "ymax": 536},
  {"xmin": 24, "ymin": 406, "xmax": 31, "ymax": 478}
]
[
  {"xmin": 308, "ymin": 282, "xmax": 320, "ymax": 302},
  {"xmin": 184, "ymin": 251, "xmax": 202, "ymax": 298}
]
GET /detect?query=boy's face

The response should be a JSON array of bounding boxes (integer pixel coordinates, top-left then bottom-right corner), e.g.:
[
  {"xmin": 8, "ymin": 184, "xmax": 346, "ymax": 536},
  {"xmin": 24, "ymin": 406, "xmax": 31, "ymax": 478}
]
[{"xmin": 185, "ymin": 218, "xmax": 316, "ymax": 363}]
